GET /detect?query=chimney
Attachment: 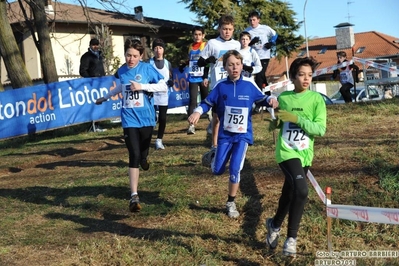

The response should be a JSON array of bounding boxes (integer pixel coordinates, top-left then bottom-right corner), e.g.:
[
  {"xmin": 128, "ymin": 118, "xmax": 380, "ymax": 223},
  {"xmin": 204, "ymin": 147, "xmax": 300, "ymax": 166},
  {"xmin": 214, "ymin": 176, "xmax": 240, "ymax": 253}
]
[
  {"xmin": 334, "ymin": 22, "xmax": 355, "ymax": 50},
  {"xmin": 45, "ymin": 0, "xmax": 54, "ymax": 16},
  {"xmin": 134, "ymin": 6, "xmax": 144, "ymax": 22}
]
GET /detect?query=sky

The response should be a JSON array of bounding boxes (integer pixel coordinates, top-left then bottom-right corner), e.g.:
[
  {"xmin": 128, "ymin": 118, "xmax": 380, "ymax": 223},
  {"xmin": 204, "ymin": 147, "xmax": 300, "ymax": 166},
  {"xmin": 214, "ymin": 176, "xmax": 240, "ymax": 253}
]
[{"xmin": 76, "ymin": 0, "xmax": 399, "ymax": 39}]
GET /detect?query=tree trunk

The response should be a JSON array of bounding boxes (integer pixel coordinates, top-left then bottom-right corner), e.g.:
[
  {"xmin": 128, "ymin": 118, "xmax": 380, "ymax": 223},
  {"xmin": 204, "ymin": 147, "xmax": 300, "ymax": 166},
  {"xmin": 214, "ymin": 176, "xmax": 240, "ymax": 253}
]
[
  {"xmin": 0, "ymin": 0, "xmax": 32, "ymax": 89},
  {"xmin": 27, "ymin": 0, "xmax": 58, "ymax": 83}
]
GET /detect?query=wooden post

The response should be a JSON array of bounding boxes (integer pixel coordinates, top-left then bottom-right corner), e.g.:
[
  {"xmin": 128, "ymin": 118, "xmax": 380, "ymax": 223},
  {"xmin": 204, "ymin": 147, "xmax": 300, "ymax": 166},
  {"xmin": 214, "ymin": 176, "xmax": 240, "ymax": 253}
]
[{"xmin": 326, "ymin": 186, "xmax": 332, "ymax": 252}]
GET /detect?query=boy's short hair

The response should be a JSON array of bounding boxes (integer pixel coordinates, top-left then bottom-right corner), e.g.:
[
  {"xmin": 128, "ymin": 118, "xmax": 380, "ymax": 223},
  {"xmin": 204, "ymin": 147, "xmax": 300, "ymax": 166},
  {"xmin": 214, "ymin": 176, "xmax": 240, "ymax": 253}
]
[
  {"xmin": 222, "ymin": 50, "xmax": 243, "ymax": 67},
  {"xmin": 289, "ymin": 57, "xmax": 318, "ymax": 80},
  {"xmin": 124, "ymin": 39, "xmax": 144, "ymax": 54},
  {"xmin": 248, "ymin": 10, "xmax": 260, "ymax": 19},
  {"xmin": 218, "ymin": 14, "xmax": 235, "ymax": 28},
  {"xmin": 192, "ymin": 26, "xmax": 205, "ymax": 34},
  {"xmin": 336, "ymin": 51, "xmax": 347, "ymax": 58},
  {"xmin": 240, "ymin": 31, "xmax": 251, "ymax": 39}
]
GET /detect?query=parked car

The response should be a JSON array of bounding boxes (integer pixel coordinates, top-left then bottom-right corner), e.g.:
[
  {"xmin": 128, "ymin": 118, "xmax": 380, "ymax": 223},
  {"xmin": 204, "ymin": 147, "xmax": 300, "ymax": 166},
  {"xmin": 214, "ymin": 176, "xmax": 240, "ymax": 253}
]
[
  {"xmin": 319, "ymin": 92, "xmax": 334, "ymax": 105},
  {"xmin": 330, "ymin": 87, "xmax": 383, "ymax": 104},
  {"xmin": 272, "ymin": 91, "xmax": 334, "ymax": 105}
]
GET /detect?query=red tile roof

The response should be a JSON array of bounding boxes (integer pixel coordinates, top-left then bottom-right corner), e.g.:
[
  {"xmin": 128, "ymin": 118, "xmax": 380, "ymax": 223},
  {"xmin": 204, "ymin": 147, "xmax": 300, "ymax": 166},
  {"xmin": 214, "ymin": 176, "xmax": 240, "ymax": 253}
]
[
  {"xmin": 7, "ymin": 1, "xmax": 193, "ymax": 30},
  {"xmin": 267, "ymin": 31, "xmax": 399, "ymax": 81}
]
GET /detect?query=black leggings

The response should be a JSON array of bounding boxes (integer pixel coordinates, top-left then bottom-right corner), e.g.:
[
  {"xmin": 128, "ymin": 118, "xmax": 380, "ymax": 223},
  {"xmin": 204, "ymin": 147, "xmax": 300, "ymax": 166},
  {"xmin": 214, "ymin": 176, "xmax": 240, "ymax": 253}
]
[
  {"xmin": 273, "ymin": 158, "xmax": 309, "ymax": 239},
  {"xmin": 255, "ymin": 59, "xmax": 270, "ymax": 89},
  {"xmin": 188, "ymin": 82, "xmax": 208, "ymax": 116},
  {"xmin": 340, "ymin": 83, "xmax": 354, "ymax": 103},
  {"xmin": 123, "ymin": 127, "xmax": 153, "ymax": 168},
  {"xmin": 156, "ymin": 105, "xmax": 168, "ymax": 139}
]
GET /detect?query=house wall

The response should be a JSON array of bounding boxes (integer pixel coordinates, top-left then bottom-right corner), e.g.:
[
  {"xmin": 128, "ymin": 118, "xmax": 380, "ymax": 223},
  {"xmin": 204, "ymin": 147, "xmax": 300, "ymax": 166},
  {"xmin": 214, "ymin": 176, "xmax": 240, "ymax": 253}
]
[
  {"xmin": 1, "ymin": 30, "xmax": 128, "ymax": 85},
  {"xmin": 1, "ymin": 20, "xmax": 183, "ymax": 87},
  {"xmin": 22, "ymin": 32, "xmax": 41, "ymax": 80}
]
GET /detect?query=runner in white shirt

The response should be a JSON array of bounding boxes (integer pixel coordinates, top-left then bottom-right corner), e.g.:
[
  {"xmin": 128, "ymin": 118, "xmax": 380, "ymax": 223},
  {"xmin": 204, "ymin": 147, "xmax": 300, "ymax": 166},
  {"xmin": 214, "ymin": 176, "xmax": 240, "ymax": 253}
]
[
  {"xmin": 197, "ymin": 14, "xmax": 241, "ymax": 151},
  {"xmin": 239, "ymin": 31, "xmax": 262, "ymax": 79},
  {"xmin": 244, "ymin": 10, "xmax": 278, "ymax": 95}
]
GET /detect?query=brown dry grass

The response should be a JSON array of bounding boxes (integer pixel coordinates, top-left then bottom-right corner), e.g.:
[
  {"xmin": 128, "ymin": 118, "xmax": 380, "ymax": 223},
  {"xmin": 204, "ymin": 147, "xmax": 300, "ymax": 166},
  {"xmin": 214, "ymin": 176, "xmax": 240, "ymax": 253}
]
[{"xmin": 1, "ymin": 99, "xmax": 399, "ymax": 265}]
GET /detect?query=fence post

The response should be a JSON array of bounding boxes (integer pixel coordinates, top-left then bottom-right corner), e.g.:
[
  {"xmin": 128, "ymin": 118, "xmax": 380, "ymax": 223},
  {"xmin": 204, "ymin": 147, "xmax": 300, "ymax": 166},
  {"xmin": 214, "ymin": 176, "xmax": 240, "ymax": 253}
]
[{"xmin": 326, "ymin": 186, "xmax": 332, "ymax": 252}]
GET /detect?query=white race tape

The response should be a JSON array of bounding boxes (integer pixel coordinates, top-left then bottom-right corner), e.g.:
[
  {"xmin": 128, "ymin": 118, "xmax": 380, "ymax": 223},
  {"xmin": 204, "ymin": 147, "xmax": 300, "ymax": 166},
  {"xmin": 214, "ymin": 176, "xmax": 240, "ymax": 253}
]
[
  {"xmin": 313, "ymin": 58, "xmax": 397, "ymax": 78},
  {"xmin": 313, "ymin": 60, "xmax": 354, "ymax": 77},
  {"xmin": 263, "ymin": 80, "xmax": 292, "ymax": 92},
  {"xmin": 307, "ymin": 170, "xmax": 399, "ymax": 224},
  {"xmin": 353, "ymin": 57, "xmax": 397, "ymax": 73},
  {"xmin": 267, "ymin": 107, "xmax": 276, "ymax": 120},
  {"xmin": 327, "ymin": 204, "xmax": 399, "ymax": 225},
  {"xmin": 307, "ymin": 170, "xmax": 326, "ymax": 203}
]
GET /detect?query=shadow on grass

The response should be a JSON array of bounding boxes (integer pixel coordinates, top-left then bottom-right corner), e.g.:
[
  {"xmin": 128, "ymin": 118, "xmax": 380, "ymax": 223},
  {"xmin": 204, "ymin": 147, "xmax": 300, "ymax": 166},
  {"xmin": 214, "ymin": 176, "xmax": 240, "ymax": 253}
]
[
  {"xmin": 5, "ymin": 136, "xmax": 125, "ymax": 158},
  {"xmin": 0, "ymin": 186, "xmax": 171, "ymax": 210},
  {"xmin": 240, "ymin": 159, "xmax": 265, "ymax": 249},
  {"xmin": 34, "ymin": 159, "xmax": 127, "ymax": 169},
  {"xmin": 44, "ymin": 211, "xmax": 264, "ymax": 265}
]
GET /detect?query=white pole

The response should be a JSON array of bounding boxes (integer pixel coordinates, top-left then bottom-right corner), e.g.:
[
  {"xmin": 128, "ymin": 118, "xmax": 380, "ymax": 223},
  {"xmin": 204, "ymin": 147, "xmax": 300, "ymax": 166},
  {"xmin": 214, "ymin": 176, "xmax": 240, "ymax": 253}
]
[{"xmin": 304, "ymin": 0, "xmax": 309, "ymax": 57}]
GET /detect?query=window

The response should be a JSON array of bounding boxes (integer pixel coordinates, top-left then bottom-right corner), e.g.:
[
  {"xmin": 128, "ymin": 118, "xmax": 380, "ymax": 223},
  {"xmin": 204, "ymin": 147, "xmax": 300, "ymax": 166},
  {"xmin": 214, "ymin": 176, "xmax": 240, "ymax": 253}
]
[
  {"xmin": 355, "ymin": 47, "xmax": 365, "ymax": 54},
  {"xmin": 297, "ymin": 50, "xmax": 306, "ymax": 57},
  {"xmin": 318, "ymin": 47, "xmax": 327, "ymax": 54}
]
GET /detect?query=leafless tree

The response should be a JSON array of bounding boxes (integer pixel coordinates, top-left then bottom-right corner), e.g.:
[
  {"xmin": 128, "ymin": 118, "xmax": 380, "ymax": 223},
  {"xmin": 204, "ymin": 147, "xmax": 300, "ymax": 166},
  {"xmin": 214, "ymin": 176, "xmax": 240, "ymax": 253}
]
[{"xmin": 0, "ymin": 0, "xmax": 32, "ymax": 89}]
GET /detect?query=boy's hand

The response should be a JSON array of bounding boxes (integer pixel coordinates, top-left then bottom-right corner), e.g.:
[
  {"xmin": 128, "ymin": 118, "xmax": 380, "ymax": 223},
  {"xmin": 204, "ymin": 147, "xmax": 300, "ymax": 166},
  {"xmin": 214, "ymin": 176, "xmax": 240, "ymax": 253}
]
[
  {"xmin": 129, "ymin": 81, "xmax": 142, "ymax": 91},
  {"xmin": 264, "ymin": 42, "xmax": 273, "ymax": 49},
  {"xmin": 188, "ymin": 112, "xmax": 201, "ymax": 125},
  {"xmin": 178, "ymin": 62, "xmax": 186, "ymax": 73},
  {"xmin": 166, "ymin": 79, "xmax": 174, "ymax": 87},
  {"xmin": 266, "ymin": 118, "xmax": 280, "ymax": 132},
  {"xmin": 268, "ymin": 97, "xmax": 279, "ymax": 109},
  {"xmin": 205, "ymin": 56, "xmax": 216, "ymax": 64},
  {"xmin": 249, "ymin": 37, "xmax": 260, "ymax": 46},
  {"xmin": 96, "ymin": 97, "xmax": 106, "ymax": 105},
  {"xmin": 243, "ymin": 65, "xmax": 253, "ymax": 73},
  {"xmin": 278, "ymin": 110, "xmax": 298, "ymax": 123}
]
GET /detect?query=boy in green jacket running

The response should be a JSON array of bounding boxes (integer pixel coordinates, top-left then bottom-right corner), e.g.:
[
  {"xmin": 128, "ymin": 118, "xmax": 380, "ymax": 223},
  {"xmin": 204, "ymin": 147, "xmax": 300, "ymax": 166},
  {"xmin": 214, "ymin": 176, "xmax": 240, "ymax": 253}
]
[{"xmin": 266, "ymin": 57, "xmax": 327, "ymax": 257}]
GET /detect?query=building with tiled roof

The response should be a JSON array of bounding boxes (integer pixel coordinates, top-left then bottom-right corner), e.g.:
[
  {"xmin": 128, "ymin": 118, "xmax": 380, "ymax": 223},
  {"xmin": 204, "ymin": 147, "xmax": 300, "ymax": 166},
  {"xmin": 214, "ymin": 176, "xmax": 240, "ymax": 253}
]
[
  {"xmin": 1, "ymin": 1, "xmax": 193, "ymax": 84},
  {"xmin": 267, "ymin": 23, "xmax": 399, "ymax": 84}
]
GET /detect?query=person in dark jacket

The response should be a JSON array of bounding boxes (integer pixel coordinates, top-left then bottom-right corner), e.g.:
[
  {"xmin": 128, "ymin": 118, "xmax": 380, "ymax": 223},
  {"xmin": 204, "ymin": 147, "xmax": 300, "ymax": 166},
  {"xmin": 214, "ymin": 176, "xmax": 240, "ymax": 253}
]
[
  {"xmin": 79, "ymin": 38, "xmax": 106, "ymax": 77},
  {"xmin": 80, "ymin": 38, "xmax": 107, "ymax": 131}
]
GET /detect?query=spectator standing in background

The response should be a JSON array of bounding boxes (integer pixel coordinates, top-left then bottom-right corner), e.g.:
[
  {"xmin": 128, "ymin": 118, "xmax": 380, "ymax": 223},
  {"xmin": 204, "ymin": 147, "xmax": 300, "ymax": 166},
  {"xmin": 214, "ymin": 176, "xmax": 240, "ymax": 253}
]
[
  {"xmin": 80, "ymin": 38, "xmax": 107, "ymax": 132},
  {"xmin": 80, "ymin": 38, "xmax": 106, "ymax": 78}
]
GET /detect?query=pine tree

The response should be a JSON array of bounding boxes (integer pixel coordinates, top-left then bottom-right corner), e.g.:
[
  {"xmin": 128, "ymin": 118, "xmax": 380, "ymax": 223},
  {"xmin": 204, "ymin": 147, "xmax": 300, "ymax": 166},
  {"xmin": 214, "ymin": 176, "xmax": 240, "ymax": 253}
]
[{"xmin": 179, "ymin": 0, "xmax": 304, "ymax": 59}]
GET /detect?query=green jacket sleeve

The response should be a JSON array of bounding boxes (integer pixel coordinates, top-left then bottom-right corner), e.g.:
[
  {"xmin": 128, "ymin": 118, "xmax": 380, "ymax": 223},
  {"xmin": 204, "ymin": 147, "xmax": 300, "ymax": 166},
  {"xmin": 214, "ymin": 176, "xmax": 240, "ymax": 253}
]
[{"xmin": 297, "ymin": 97, "xmax": 327, "ymax": 137}]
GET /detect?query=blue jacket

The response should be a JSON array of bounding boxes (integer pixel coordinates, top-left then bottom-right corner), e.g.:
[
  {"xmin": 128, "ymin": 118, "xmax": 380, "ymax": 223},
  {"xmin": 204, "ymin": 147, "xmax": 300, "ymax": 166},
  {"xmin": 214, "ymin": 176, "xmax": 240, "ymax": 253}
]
[{"xmin": 198, "ymin": 75, "xmax": 273, "ymax": 145}]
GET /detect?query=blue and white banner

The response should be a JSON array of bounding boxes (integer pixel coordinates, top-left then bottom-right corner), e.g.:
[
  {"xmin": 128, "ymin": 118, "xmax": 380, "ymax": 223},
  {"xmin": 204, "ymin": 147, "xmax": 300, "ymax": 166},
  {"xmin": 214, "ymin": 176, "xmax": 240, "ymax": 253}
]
[{"xmin": 0, "ymin": 68, "xmax": 191, "ymax": 140}]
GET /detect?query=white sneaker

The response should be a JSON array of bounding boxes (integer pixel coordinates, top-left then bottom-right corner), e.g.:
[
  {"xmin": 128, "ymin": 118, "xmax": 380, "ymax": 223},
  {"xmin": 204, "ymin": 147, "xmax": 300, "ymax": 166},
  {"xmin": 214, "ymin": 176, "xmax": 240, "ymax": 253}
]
[
  {"xmin": 187, "ymin": 124, "xmax": 195, "ymax": 135},
  {"xmin": 155, "ymin": 139, "xmax": 165, "ymax": 150},
  {"xmin": 226, "ymin": 201, "xmax": 239, "ymax": 218},
  {"xmin": 266, "ymin": 218, "xmax": 280, "ymax": 250},
  {"xmin": 283, "ymin": 237, "xmax": 297, "ymax": 257},
  {"xmin": 94, "ymin": 126, "xmax": 107, "ymax": 132},
  {"xmin": 201, "ymin": 147, "xmax": 216, "ymax": 168}
]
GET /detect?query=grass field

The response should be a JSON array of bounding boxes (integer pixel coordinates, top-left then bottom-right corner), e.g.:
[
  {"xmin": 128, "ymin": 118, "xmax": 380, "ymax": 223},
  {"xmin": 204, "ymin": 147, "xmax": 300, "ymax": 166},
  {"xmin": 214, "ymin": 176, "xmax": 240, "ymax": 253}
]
[{"xmin": 1, "ymin": 98, "xmax": 399, "ymax": 266}]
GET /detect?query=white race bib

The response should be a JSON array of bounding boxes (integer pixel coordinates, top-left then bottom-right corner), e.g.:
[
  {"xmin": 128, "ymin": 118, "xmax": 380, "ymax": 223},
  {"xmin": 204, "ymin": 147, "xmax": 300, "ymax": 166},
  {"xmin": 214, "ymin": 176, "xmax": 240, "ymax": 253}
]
[
  {"xmin": 214, "ymin": 66, "xmax": 228, "ymax": 82},
  {"xmin": 189, "ymin": 61, "xmax": 204, "ymax": 77},
  {"xmin": 281, "ymin": 122, "xmax": 309, "ymax": 150},
  {"xmin": 123, "ymin": 84, "xmax": 145, "ymax": 108},
  {"xmin": 223, "ymin": 106, "xmax": 248, "ymax": 133}
]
